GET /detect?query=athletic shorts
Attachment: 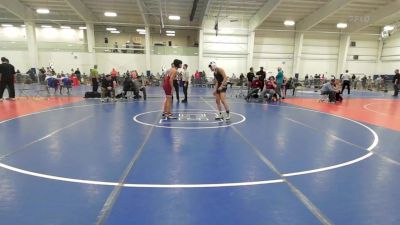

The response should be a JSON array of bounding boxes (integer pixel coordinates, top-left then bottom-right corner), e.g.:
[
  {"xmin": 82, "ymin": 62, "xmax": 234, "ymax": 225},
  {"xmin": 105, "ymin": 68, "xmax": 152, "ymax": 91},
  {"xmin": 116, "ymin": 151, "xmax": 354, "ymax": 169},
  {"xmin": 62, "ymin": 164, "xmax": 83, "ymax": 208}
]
[
  {"xmin": 164, "ymin": 84, "xmax": 172, "ymax": 96},
  {"xmin": 216, "ymin": 83, "xmax": 227, "ymax": 94}
]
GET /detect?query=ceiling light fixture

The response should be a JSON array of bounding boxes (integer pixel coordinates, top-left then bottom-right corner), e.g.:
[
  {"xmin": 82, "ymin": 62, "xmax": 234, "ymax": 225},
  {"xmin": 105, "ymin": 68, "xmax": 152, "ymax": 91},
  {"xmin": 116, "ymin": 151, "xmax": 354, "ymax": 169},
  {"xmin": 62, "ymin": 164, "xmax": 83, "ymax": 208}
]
[
  {"xmin": 79, "ymin": 26, "xmax": 87, "ymax": 30},
  {"xmin": 166, "ymin": 30, "xmax": 175, "ymax": 34},
  {"xmin": 106, "ymin": 27, "xmax": 117, "ymax": 31},
  {"xmin": 60, "ymin": 26, "xmax": 71, "ymax": 29},
  {"xmin": 284, "ymin": 20, "xmax": 295, "ymax": 26},
  {"xmin": 41, "ymin": 25, "xmax": 52, "ymax": 28},
  {"xmin": 36, "ymin": 8, "xmax": 50, "ymax": 14},
  {"xmin": 1, "ymin": 24, "xmax": 13, "ymax": 27},
  {"xmin": 166, "ymin": 33, "xmax": 175, "ymax": 37},
  {"xmin": 136, "ymin": 28, "xmax": 146, "ymax": 32},
  {"xmin": 104, "ymin": 12, "xmax": 117, "ymax": 17},
  {"xmin": 168, "ymin": 15, "xmax": 180, "ymax": 20},
  {"xmin": 337, "ymin": 23, "xmax": 348, "ymax": 29},
  {"xmin": 383, "ymin": 25, "xmax": 395, "ymax": 31},
  {"xmin": 110, "ymin": 30, "xmax": 120, "ymax": 34}
]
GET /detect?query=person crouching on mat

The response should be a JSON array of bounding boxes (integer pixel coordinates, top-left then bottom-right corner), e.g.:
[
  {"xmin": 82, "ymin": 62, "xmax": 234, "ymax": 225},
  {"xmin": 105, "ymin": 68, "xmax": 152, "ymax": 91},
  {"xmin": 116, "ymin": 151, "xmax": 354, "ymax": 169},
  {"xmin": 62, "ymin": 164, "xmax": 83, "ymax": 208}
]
[
  {"xmin": 209, "ymin": 61, "xmax": 230, "ymax": 120},
  {"xmin": 163, "ymin": 59, "xmax": 182, "ymax": 119},
  {"xmin": 101, "ymin": 74, "xmax": 116, "ymax": 102}
]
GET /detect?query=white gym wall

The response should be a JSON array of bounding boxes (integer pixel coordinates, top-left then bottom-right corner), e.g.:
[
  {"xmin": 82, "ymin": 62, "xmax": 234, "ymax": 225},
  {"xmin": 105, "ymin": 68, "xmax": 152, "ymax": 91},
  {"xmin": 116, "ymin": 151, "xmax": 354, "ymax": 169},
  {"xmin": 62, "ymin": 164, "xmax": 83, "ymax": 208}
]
[
  {"xmin": 379, "ymin": 31, "xmax": 400, "ymax": 74},
  {"xmin": 200, "ymin": 18, "xmax": 249, "ymax": 78},
  {"xmin": 0, "ymin": 27, "xmax": 399, "ymax": 78},
  {"xmin": 253, "ymin": 31, "xmax": 294, "ymax": 76}
]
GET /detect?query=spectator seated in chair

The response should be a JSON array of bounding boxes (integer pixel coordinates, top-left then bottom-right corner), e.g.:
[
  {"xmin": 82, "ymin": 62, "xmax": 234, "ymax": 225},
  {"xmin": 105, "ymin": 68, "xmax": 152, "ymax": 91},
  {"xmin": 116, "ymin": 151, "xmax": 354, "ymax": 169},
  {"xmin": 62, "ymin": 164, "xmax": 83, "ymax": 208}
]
[
  {"xmin": 122, "ymin": 75, "xmax": 134, "ymax": 99},
  {"xmin": 285, "ymin": 77, "xmax": 296, "ymax": 96},
  {"xmin": 120, "ymin": 75, "xmax": 147, "ymax": 100},
  {"xmin": 101, "ymin": 74, "xmax": 116, "ymax": 102},
  {"xmin": 245, "ymin": 76, "xmax": 263, "ymax": 101},
  {"xmin": 134, "ymin": 75, "xmax": 147, "ymax": 100},
  {"xmin": 261, "ymin": 76, "xmax": 278, "ymax": 102}
]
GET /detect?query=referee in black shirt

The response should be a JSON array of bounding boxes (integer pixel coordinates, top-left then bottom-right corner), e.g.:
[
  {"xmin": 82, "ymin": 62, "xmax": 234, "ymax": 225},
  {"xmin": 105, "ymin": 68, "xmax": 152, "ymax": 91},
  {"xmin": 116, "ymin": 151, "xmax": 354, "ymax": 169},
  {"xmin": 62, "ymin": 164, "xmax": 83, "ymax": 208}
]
[{"xmin": 0, "ymin": 57, "xmax": 16, "ymax": 101}]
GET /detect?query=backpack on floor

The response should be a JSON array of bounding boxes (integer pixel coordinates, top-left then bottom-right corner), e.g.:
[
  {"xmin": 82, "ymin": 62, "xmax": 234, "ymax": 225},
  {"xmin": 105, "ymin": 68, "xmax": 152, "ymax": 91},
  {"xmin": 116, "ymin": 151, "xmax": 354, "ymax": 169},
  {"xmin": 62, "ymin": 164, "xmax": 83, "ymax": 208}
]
[
  {"xmin": 84, "ymin": 92, "xmax": 101, "ymax": 98},
  {"xmin": 116, "ymin": 93, "xmax": 125, "ymax": 99}
]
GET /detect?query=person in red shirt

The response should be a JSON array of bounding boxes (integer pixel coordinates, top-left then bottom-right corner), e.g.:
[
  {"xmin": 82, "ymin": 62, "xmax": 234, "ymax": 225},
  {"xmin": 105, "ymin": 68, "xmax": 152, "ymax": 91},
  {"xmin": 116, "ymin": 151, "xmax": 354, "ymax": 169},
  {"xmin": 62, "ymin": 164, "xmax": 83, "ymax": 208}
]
[
  {"xmin": 111, "ymin": 68, "xmax": 118, "ymax": 84},
  {"xmin": 163, "ymin": 59, "xmax": 182, "ymax": 119},
  {"xmin": 111, "ymin": 68, "xmax": 118, "ymax": 77},
  {"xmin": 245, "ymin": 76, "xmax": 263, "ymax": 101},
  {"xmin": 194, "ymin": 70, "xmax": 200, "ymax": 86},
  {"xmin": 261, "ymin": 76, "xmax": 278, "ymax": 102}
]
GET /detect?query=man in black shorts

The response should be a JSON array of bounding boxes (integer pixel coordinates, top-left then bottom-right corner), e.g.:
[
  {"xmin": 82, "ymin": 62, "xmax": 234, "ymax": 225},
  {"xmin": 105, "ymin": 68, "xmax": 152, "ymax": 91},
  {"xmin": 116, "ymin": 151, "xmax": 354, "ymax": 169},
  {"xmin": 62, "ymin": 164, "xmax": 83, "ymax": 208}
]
[
  {"xmin": 0, "ymin": 57, "xmax": 16, "ymax": 101},
  {"xmin": 209, "ymin": 62, "xmax": 230, "ymax": 120}
]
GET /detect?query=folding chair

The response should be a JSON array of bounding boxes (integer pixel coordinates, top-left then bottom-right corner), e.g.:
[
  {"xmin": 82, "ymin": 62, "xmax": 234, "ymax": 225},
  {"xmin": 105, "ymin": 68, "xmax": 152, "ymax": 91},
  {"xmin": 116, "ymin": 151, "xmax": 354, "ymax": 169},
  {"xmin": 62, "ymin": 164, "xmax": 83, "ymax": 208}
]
[
  {"xmin": 32, "ymin": 83, "xmax": 49, "ymax": 98},
  {"xmin": 18, "ymin": 83, "xmax": 34, "ymax": 98},
  {"xmin": 231, "ymin": 84, "xmax": 246, "ymax": 98}
]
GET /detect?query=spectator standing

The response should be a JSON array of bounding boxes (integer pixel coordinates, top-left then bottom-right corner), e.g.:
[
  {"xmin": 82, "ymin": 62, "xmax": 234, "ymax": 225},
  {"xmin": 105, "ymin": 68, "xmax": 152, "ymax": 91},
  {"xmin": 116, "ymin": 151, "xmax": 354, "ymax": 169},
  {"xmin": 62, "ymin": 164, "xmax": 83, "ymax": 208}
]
[
  {"xmin": 90, "ymin": 65, "xmax": 99, "ymax": 92},
  {"xmin": 0, "ymin": 57, "xmax": 16, "ymax": 101},
  {"xmin": 393, "ymin": 69, "xmax": 400, "ymax": 97},
  {"xmin": 74, "ymin": 68, "xmax": 81, "ymax": 83},
  {"xmin": 256, "ymin": 67, "xmax": 266, "ymax": 91},
  {"xmin": 181, "ymin": 64, "xmax": 190, "ymax": 103},
  {"xmin": 113, "ymin": 42, "xmax": 118, "ymax": 53},
  {"xmin": 341, "ymin": 70, "xmax": 351, "ymax": 94},
  {"xmin": 361, "ymin": 75, "xmax": 367, "ymax": 90},
  {"xmin": 353, "ymin": 75, "xmax": 359, "ymax": 90},
  {"xmin": 247, "ymin": 67, "xmax": 255, "ymax": 83},
  {"xmin": 276, "ymin": 67, "xmax": 284, "ymax": 99},
  {"xmin": 173, "ymin": 65, "xmax": 181, "ymax": 102}
]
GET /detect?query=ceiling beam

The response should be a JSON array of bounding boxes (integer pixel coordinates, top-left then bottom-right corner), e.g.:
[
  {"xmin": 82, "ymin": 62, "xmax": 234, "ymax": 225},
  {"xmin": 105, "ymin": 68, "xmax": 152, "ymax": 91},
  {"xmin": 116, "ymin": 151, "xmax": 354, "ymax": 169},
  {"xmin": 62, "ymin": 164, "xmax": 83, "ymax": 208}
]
[
  {"xmin": 190, "ymin": 0, "xmax": 199, "ymax": 22},
  {"xmin": 134, "ymin": 0, "xmax": 149, "ymax": 26},
  {"xmin": 64, "ymin": 0, "xmax": 97, "ymax": 22},
  {"xmin": 248, "ymin": 0, "xmax": 282, "ymax": 31},
  {"xmin": 347, "ymin": 0, "xmax": 400, "ymax": 33},
  {"xmin": 0, "ymin": 0, "xmax": 34, "ymax": 20},
  {"xmin": 296, "ymin": 0, "xmax": 351, "ymax": 31},
  {"xmin": 200, "ymin": 0, "xmax": 211, "ymax": 28}
]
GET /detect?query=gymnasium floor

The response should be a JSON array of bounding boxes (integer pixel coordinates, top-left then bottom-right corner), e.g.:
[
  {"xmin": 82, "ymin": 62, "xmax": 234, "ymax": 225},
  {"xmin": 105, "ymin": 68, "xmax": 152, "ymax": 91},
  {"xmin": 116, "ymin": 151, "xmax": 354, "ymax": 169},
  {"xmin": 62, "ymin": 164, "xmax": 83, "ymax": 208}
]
[{"xmin": 0, "ymin": 86, "xmax": 399, "ymax": 225}]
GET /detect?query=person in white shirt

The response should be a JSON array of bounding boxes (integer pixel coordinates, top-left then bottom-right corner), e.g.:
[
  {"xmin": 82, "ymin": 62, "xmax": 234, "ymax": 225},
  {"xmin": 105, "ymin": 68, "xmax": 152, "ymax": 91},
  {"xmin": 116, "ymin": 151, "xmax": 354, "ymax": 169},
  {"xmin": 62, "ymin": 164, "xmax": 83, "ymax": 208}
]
[
  {"xmin": 341, "ymin": 70, "xmax": 351, "ymax": 95},
  {"xmin": 181, "ymin": 64, "xmax": 190, "ymax": 103}
]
